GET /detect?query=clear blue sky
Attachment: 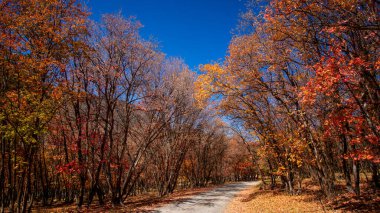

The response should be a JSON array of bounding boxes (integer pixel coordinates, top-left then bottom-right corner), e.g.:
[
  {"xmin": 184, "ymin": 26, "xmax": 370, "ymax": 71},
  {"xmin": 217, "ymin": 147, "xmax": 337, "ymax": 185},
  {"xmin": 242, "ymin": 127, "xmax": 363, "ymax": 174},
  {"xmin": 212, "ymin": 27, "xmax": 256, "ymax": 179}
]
[{"xmin": 87, "ymin": 0, "xmax": 247, "ymax": 70}]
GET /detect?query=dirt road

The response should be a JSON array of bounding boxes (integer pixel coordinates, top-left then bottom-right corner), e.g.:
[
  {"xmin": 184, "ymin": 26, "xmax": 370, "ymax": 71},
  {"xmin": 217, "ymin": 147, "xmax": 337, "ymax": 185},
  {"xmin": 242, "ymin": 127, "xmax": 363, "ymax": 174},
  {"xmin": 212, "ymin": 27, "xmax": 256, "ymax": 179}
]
[{"xmin": 154, "ymin": 181, "xmax": 260, "ymax": 213}]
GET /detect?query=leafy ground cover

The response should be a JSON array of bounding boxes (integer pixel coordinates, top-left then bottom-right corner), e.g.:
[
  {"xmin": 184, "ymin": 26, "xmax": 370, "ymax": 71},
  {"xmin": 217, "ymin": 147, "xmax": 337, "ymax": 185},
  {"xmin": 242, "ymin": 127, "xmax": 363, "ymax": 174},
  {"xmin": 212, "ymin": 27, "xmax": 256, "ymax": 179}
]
[{"xmin": 226, "ymin": 179, "xmax": 379, "ymax": 213}]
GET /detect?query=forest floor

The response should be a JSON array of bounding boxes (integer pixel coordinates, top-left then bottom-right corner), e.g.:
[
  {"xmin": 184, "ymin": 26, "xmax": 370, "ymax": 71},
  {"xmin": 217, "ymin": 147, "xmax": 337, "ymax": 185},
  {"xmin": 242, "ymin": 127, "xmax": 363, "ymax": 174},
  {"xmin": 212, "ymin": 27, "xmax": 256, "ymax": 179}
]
[
  {"xmin": 31, "ymin": 179, "xmax": 380, "ymax": 212},
  {"xmin": 225, "ymin": 179, "xmax": 380, "ymax": 213}
]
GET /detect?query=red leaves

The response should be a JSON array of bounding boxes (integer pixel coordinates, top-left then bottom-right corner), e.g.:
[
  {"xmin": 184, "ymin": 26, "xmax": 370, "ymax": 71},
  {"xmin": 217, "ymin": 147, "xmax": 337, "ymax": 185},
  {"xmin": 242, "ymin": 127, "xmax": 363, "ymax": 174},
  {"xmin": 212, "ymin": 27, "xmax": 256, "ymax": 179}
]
[
  {"xmin": 365, "ymin": 134, "xmax": 380, "ymax": 146},
  {"xmin": 343, "ymin": 149, "xmax": 380, "ymax": 162},
  {"xmin": 55, "ymin": 160, "xmax": 80, "ymax": 175},
  {"xmin": 299, "ymin": 37, "xmax": 379, "ymax": 162},
  {"xmin": 301, "ymin": 43, "xmax": 371, "ymax": 105},
  {"xmin": 234, "ymin": 161, "xmax": 255, "ymax": 176}
]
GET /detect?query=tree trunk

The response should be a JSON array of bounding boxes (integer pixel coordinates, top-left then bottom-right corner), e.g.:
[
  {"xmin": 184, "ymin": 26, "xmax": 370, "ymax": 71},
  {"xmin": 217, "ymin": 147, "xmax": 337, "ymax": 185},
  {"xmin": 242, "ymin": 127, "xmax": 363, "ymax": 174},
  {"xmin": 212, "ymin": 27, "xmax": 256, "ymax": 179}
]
[
  {"xmin": 372, "ymin": 163, "xmax": 379, "ymax": 189},
  {"xmin": 342, "ymin": 136, "xmax": 353, "ymax": 192},
  {"xmin": 353, "ymin": 160, "xmax": 360, "ymax": 196}
]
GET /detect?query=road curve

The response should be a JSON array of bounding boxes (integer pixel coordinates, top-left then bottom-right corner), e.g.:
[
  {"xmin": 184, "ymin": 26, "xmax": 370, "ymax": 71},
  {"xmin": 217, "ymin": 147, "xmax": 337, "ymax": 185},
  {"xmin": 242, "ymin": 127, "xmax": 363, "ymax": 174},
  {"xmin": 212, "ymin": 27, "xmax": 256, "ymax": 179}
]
[{"xmin": 154, "ymin": 181, "xmax": 260, "ymax": 213}]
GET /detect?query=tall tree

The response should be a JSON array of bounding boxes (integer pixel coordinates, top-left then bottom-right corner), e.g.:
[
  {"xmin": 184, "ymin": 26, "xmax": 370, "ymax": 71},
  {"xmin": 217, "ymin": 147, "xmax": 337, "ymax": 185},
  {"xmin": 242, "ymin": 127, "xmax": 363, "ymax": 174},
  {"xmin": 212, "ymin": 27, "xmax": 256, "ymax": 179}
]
[{"xmin": 0, "ymin": 0, "xmax": 87, "ymax": 211}]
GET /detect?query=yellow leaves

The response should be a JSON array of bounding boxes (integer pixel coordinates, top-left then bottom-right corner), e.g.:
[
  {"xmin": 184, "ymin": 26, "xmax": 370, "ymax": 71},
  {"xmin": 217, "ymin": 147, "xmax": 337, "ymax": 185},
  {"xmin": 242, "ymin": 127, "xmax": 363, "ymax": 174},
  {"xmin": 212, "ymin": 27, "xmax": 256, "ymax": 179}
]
[
  {"xmin": 288, "ymin": 153, "xmax": 303, "ymax": 168},
  {"xmin": 273, "ymin": 165, "xmax": 287, "ymax": 176},
  {"xmin": 201, "ymin": 64, "xmax": 225, "ymax": 75},
  {"xmin": 193, "ymin": 63, "xmax": 227, "ymax": 107},
  {"xmin": 1, "ymin": 86, "xmax": 62, "ymax": 144},
  {"xmin": 194, "ymin": 74, "xmax": 213, "ymax": 108}
]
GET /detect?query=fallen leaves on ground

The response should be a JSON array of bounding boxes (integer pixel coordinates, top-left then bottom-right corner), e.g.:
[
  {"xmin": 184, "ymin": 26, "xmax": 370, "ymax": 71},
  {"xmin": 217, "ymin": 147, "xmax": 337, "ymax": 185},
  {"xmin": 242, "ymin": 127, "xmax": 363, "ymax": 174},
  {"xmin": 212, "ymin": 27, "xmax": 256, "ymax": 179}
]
[
  {"xmin": 226, "ymin": 180, "xmax": 380, "ymax": 213},
  {"xmin": 225, "ymin": 183, "xmax": 333, "ymax": 213}
]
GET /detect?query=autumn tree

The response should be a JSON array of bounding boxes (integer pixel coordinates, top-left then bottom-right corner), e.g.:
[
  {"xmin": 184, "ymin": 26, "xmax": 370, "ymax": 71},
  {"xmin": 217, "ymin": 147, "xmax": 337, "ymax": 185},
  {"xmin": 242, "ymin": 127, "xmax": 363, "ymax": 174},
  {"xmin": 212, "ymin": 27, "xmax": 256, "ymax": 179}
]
[
  {"xmin": 195, "ymin": 0, "xmax": 379, "ymax": 197},
  {"xmin": 144, "ymin": 59, "xmax": 201, "ymax": 196},
  {"xmin": 0, "ymin": 0, "xmax": 87, "ymax": 211}
]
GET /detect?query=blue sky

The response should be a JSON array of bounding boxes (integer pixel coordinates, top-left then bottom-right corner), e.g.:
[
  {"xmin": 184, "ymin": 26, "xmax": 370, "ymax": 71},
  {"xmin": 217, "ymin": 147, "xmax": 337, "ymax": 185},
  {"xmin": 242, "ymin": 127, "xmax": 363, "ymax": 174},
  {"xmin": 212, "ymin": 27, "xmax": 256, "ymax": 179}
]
[{"xmin": 87, "ymin": 0, "xmax": 247, "ymax": 70}]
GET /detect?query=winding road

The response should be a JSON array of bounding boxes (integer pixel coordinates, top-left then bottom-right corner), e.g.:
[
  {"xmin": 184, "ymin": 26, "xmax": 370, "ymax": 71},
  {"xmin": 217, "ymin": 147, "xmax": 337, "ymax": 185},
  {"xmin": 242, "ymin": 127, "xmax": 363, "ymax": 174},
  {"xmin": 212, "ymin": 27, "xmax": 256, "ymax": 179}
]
[{"xmin": 154, "ymin": 181, "xmax": 260, "ymax": 213}]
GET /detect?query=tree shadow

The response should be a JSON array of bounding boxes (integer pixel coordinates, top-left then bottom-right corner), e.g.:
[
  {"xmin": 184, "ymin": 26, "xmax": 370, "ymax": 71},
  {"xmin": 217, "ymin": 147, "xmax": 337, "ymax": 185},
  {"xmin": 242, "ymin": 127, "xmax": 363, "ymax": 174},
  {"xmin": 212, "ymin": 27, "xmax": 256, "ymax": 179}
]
[
  {"xmin": 239, "ymin": 190, "xmax": 271, "ymax": 202},
  {"xmin": 329, "ymin": 188, "xmax": 380, "ymax": 213}
]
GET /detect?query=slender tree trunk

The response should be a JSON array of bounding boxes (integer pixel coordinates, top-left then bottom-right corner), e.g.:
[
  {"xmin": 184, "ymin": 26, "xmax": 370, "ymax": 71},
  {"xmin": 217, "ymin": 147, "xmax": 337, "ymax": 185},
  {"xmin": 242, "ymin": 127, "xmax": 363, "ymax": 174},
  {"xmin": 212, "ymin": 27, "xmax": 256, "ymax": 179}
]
[
  {"xmin": 0, "ymin": 137, "xmax": 5, "ymax": 213},
  {"xmin": 353, "ymin": 159, "xmax": 360, "ymax": 196},
  {"xmin": 21, "ymin": 146, "xmax": 34, "ymax": 213},
  {"xmin": 342, "ymin": 135, "xmax": 353, "ymax": 192},
  {"xmin": 372, "ymin": 163, "xmax": 379, "ymax": 189},
  {"xmin": 287, "ymin": 171, "xmax": 294, "ymax": 195},
  {"xmin": 267, "ymin": 159, "xmax": 275, "ymax": 189},
  {"xmin": 297, "ymin": 170, "xmax": 302, "ymax": 194}
]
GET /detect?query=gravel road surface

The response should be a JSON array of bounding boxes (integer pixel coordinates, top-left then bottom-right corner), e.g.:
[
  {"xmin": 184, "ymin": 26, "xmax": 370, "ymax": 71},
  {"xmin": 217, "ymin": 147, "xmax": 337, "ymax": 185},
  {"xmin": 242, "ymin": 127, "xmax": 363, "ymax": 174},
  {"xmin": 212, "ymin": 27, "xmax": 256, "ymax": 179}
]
[{"xmin": 154, "ymin": 181, "xmax": 260, "ymax": 213}]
